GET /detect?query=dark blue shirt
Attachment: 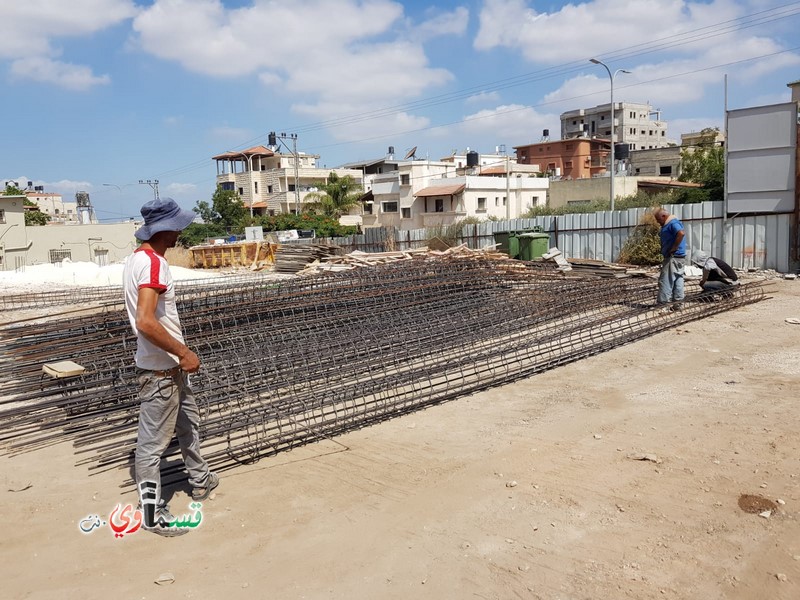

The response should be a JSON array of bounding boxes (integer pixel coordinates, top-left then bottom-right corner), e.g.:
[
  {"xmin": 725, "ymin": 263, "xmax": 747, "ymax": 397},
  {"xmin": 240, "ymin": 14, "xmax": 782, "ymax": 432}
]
[{"xmin": 660, "ymin": 218, "xmax": 686, "ymax": 258}]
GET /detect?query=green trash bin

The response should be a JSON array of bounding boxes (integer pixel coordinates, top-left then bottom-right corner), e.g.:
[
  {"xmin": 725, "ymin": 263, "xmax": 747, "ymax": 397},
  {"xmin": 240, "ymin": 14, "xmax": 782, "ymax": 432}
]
[
  {"xmin": 517, "ymin": 232, "xmax": 550, "ymax": 261},
  {"xmin": 494, "ymin": 232, "xmax": 521, "ymax": 259}
]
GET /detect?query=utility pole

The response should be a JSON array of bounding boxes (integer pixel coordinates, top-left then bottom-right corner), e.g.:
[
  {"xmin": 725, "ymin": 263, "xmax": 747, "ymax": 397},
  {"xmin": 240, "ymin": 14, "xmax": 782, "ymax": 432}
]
[
  {"xmin": 269, "ymin": 132, "xmax": 299, "ymax": 214},
  {"xmin": 589, "ymin": 59, "xmax": 630, "ymax": 212},
  {"xmin": 505, "ymin": 153, "xmax": 511, "ymax": 221},
  {"xmin": 138, "ymin": 179, "xmax": 159, "ymax": 201}
]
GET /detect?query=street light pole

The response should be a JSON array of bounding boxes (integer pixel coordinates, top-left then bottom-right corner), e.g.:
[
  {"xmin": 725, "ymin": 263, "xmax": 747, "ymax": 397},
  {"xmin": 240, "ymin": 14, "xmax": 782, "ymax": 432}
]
[{"xmin": 589, "ymin": 59, "xmax": 630, "ymax": 212}]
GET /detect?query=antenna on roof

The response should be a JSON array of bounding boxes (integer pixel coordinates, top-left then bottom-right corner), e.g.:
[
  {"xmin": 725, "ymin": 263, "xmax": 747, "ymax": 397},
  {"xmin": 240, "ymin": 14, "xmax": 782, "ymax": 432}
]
[{"xmin": 404, "ymin": 146, "xmax": 418, "ymax": 160}]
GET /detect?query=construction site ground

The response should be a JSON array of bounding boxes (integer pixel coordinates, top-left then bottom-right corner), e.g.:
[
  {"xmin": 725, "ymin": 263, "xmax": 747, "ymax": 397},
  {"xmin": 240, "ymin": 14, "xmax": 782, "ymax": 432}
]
[{"xmin": 1, "ymin": 277, "xmax": 799, "ymax": 600}]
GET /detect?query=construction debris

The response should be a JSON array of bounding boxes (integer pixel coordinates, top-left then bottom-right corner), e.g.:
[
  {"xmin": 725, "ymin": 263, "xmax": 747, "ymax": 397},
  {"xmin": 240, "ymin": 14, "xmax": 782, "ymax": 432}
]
[{"xmin": 273, "ymin": 243, "xmax": 340, "ymax": 273}]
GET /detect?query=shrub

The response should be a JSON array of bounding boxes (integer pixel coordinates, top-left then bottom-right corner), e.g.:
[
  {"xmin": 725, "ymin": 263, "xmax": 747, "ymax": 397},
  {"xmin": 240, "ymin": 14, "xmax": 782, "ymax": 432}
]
[{"xmin": 617, "ymin": 212, "xmax": 662, "ymax": 266}]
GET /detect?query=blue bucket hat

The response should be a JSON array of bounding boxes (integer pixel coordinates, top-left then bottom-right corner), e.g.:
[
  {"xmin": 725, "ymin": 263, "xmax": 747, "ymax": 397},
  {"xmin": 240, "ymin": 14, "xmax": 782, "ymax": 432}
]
[{"xmin": 134, "ymin": 198, "xmax": 195, "ymax": 241}]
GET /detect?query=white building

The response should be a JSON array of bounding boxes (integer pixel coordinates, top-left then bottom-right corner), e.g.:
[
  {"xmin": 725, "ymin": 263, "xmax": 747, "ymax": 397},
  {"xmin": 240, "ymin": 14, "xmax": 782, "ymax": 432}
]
[
  {"xmin": 26, "ymin": 191, "xmax": 80, "ymax": 223},
  {"xmin": 213, "ymin": 145, "xmax": 363, "ymax": 215},
  {"xmin": 561, "ymin": 102, "xmax": 673, "ymax": 150},
  {"xmin": 348, "ymin": 157, "xmax": 547, "ymax": 230}
]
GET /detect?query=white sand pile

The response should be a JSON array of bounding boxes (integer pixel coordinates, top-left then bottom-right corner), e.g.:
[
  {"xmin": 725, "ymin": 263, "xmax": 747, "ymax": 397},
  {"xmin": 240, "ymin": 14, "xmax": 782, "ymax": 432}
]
[{"xmin": 0, "ymin": 258, "xmax": 222, "ymax": 294}]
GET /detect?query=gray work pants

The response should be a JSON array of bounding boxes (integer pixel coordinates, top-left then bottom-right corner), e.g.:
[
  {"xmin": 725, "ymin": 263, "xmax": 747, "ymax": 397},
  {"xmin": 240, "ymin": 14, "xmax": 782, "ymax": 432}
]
[
  {"xmin": 658, "ymin": 255, "xmax": 685, "ymax": 304},
  {"xmin": 135, "ymin": 370, "xmax": 211, "ymax": 502}
]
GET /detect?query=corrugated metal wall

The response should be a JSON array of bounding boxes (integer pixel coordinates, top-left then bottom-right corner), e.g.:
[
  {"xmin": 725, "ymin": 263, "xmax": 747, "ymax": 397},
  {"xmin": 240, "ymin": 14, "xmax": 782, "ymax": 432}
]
[{"xmin": 327, "ymin": 201, "xmax": 793, "ymax": 272}]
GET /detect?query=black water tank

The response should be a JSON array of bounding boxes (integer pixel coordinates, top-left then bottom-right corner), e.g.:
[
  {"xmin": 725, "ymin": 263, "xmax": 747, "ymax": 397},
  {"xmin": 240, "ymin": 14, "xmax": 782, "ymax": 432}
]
[
  {"xmin": 543, "ymin": 129, "xmax": 550, "ymax": 138},
  {"xmin": 614, "ymin": 143, "xmax": 630, "ymax": 159},
  {"xmin": 466, "ymin": 151, "xmax": 479, "ymax": 167}
]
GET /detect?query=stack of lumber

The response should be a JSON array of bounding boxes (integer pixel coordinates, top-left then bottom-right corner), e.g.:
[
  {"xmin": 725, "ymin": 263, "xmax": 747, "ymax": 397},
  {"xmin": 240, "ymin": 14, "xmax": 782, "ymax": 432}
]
[
  {"xmin": 542, "ymin": 248, "xmax": 648, "ymax": 278},
  {"xmin": 296, "ymin": 244, "xmax": 512, "ymax": 276},
  {"xmin": 274, "ymin": 244, "xmax": 340, "ymax": 274}
]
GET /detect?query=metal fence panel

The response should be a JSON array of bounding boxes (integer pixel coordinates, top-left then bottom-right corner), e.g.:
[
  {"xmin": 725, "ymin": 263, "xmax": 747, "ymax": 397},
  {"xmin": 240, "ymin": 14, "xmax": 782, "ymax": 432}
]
[{"xmin": 320, "ymin": 201, "xmax": 792, "ymax": 271}]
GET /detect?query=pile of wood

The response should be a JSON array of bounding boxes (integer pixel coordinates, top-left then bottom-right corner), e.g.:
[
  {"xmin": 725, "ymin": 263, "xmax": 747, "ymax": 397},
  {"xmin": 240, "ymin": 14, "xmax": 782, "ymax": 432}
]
[
  {"xmin": 273, "ymin": 243, "xmax": 341, "ymax": 274},
  {"xmin": 542, "ymin": 248, "xmax": 648, "ymax": 278},
  {"xmin": 295, "ymin": 244, "xmax": 512, "ymax": 276}
]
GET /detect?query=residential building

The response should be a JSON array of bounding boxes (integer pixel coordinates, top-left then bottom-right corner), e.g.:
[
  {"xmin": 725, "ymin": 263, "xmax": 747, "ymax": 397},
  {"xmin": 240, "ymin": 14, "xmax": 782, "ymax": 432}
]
[
  {"xmin": 514, "ymin": 138, "xmax": 610, "ymax": 179},
  {"xmin": 628, "ymin": 146, "xmax": 681, "ymax": 178},
  {"xmin": 26, "ymin": 190, "xmax": 80, "ymax": 223},
  {"xmin": 561, "ymin": 102, "xmax": 673, "ymax": 150},
  {"xmin": 346, "ymin": 157, "xmax": 548, "ymax": 229},
  {"xmin": 0, "ymin": 193, "xmax": 136, "ymax": 269},
  {"xmin": 213, "ymin": 145, "xmax": 363, "ymax": 215}
]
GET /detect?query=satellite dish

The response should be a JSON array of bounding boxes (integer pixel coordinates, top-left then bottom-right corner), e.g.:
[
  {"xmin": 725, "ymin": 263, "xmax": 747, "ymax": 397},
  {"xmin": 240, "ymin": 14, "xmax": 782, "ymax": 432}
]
[{"xmin": 404, "ymin": 146, "xmax": 417, "ymax": 160}]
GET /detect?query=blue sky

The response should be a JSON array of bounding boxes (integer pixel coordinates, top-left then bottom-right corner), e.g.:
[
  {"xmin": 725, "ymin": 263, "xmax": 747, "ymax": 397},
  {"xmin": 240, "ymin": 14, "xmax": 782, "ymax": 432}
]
[{"xmin": 2, "ymin": 0, "xmax": 799, "ymax": 222}]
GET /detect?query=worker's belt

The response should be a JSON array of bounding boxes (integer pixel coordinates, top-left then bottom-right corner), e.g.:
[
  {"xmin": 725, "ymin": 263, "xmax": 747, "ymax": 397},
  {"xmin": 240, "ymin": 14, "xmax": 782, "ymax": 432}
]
[{"xmin": 139, "ymin": 366, "xmax": 182, "ymax": 378}]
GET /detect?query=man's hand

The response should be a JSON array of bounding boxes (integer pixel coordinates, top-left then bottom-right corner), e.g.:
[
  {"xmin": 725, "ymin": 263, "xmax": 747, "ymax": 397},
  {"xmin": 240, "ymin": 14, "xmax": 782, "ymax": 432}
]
[{"xmin": 178, "ymin": 349, "xmax": 201, "ymax": 373}]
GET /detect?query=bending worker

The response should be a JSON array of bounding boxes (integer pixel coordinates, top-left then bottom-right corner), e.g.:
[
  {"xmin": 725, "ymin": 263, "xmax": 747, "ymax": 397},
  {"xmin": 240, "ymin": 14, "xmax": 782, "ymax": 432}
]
[{"xmin": 691, "ymin": 250, "xmax": 739, "ymax": 296}]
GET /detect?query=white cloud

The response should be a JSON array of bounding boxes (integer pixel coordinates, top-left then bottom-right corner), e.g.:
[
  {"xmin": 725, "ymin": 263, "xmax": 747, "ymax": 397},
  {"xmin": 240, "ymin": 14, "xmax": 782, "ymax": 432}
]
[
  {"xmin": 165, "ymin": 182, "xmax": 197, "ymax": 195},
  {"xmin": 465, "ymin": 91, "xmax": 502, "ymax": 104},
  {"xmin": 414, "ymin": 7, "xmax": 469, "ymax": 41},
  {"xmin": 10, "ymin": 57, "xmax": 110, "ymax": 91},
  {"xmin": 132, "ymin": 1, "xmax": 460, "ymax": 125},
  {"xmin": 0, "ymin": 0, "xmax": 137, "ymax": 89},
  {"xmin": 439, "ymin": 104, "xmax": 560, "ymax": 147},
  {"xmin": 163, "ymin": 116, "xmax": 182, "ymax": 126},
  {"xmin": 475, "ymin": 0, "xmax": 743, "ymax": 63}
]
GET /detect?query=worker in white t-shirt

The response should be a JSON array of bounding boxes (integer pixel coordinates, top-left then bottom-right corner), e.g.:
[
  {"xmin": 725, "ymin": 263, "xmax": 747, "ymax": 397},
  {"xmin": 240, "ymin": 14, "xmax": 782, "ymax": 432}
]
[{"xmin": 123, "ymin": 197, "xmax": 219, "ymax": 537}]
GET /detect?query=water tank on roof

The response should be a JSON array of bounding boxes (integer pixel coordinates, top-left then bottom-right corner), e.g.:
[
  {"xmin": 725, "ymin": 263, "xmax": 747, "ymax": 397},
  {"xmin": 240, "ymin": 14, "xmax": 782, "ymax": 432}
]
[
  {"xmin": 614, "ymin": 143, "xmax": 630, "ymax": 159},
  {"xmin": 466, "ymin": 151, "xmax": 479, "ymax": 167}
]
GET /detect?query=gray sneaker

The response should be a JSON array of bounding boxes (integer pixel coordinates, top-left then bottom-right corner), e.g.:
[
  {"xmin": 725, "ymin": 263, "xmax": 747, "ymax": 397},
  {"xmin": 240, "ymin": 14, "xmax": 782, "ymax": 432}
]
[
  {"xmin": 142, "ymin": 503, "xmax": 190, "ymax": 537},
  {"xmin": 191, "ymin": 472, "xmax": 220, "ymax": 501}
]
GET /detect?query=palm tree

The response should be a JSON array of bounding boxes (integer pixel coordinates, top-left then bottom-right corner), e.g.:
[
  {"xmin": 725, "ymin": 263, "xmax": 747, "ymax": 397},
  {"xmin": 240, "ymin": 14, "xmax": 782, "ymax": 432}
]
[{"xmin": 303, "ymin": 172, "xmax": 363, "ymax": 218}]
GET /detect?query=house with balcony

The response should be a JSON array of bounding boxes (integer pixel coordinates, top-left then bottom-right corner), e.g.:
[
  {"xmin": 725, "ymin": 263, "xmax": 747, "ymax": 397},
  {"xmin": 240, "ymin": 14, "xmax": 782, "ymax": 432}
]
[
  {"xmin": 213, "ymin": 145, "xmax": 363, "ymax": 215},
  {"xmin": 346, "ymin": 156, "xmax": 547, "ymax": 229},
  {"xmin": 514, "ymin": 138, "xmax": 610, "ymax": 179}
]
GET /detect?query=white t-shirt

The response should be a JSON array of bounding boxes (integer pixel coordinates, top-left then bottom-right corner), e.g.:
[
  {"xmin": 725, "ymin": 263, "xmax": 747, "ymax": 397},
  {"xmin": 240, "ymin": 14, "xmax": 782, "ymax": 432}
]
[{"xmin": 123, "ymin": 249, "xmax": 186, "ymax": 370}]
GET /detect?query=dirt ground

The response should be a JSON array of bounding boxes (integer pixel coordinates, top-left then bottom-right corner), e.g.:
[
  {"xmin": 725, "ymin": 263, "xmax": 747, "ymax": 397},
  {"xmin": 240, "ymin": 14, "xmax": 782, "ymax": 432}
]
[{"xmin": 1, "ymin": 278, "xmax": 799, "ymax": 600}]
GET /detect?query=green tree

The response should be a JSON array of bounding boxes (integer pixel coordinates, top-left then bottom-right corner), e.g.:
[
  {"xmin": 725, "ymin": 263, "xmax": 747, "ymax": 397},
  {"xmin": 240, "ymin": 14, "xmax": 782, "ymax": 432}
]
[
  {"xmin": 3, "ymin": 183, "xmax": 25, "ymax": 196},
  {"xmin": 194, "ymin": 186, "xmax": 248, "ymax": 228},
  {"xmin": 303, "ymin": 172, "xmax": 363, "ymax": 218},
  {"xmin": 25, "ymin": 209, "xmax": 51, "ymax": 226},
  {"xmin": 678, "ymin": 127, "xmax": 724, "ymax": 203}
]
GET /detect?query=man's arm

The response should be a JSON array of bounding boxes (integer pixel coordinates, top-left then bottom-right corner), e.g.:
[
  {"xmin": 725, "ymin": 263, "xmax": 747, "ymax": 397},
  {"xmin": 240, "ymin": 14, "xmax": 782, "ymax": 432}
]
[
  {"xmin": 668, "ymin": 228, "xmax": 685, "ymax": 255},
  {"xmin": 136, "ymin": 287, "xmax": 200, "ymax": 373}
]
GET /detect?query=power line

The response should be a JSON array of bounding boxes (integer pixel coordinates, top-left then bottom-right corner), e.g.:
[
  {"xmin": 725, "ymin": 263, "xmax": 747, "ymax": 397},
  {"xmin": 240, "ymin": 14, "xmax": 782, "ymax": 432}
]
[{"xmin": 150, "ymin": 4, "xmax": 800, "ymax": 183}]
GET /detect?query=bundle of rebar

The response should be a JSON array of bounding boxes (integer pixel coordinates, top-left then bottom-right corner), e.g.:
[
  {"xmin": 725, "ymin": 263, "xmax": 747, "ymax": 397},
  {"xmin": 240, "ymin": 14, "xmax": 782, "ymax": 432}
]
[{"xmin": 0, "ymin": 255, "xmax": 767, "ymax": 484}]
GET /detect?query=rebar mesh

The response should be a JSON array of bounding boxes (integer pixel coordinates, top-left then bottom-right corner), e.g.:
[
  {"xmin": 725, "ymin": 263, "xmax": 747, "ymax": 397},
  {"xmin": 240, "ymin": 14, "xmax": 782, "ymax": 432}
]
[{"xmin": 0, "ymin": 256, "xmax": 767, "ymax": 484}]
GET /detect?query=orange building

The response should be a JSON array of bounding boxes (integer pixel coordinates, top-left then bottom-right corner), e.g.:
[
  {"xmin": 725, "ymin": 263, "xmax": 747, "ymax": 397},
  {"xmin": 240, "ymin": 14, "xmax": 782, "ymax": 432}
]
[{"xmin": 514, "ymin": 138, "xmax": 611, "ymax": 179}]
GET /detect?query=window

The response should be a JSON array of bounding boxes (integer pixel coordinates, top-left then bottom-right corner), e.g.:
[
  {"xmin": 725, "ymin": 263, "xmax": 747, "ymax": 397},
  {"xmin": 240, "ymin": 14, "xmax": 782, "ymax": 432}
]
[
  {"xmin": 649, "ymin": 130, "xmax": 653, "ymax": 136},
  {"xmin": 268, "ymin": 210, "xmax": 275, "ymax": 216},
  {"xmin": 267, "ymin": 185, "xmax": 273, "ymax": 193},
  {"xmin": 401, "ymin": 207, "xmax": 411, "ymax": 218},
  {"xmin": 531, "ymin": 195, "xmax": 539, "ymax": 206},
  {"xmin": 661, "ymin": 131, "xmax": 666, "ymax": 136},
  {"xmin": 640, "ymin": 130, "xmax": 645, "ymax": 135},
  {"xmin": 635, "ymin": 168, "xmax": 641, "ymax": 174},
  {"xmin": 49, "ymin": 249, "xmax": 72, "ymax": 263},
  {"xmin": 660, "ymin": 166, "xmax": 673, "ymax": 176},
  {"xmin": 477, "ymin": 197, "xmax": 487, "ymax": 212},
  {"xmin": 495, "ymin": 196, "xmax": 500, "ymax": 207},
  {"xmin": 600, "ymin": 115, "xmax": 605, "ymax": 120},
  {"xmin": 221, "ymin": 182, "xmax": 235, "ymax": 191},
  {"xmin": 382, "ymin": 201, "xmax": 398, "ymax": 213},
  {"xmin": 565, "ymin": 161, "xmax": 573, "ymax": 169},
  {"xmin": 503, "ymin": 196, "xmax": 507, "ymax": 206},
  {"xmin": 434, "ymin": 198, "xmax": 444, "ymax": 212},
  {"xmin": 238, "ymin": 187, "xmax": 244, "ymax": 195},
  {"xmin": 400, "ymin": 174, "xmax": 410, "ymax": 185},
  {"xmin": 0, "ymin": 209, "xmax": 5, "ymax": 223},
  {"xmin": 254, "ymin": 182, "xmax": 258, "ymax": 194},
  {"xmin": 572, "ymin": 120, "xmax": 577, "ymax": 125},
  {"xmin": 288, "ymin": 184, "xmax": 296, "ymax": 192},
  {"xmin": 363, "ymin": 203, "xmax": 373, "ymax": 214}
]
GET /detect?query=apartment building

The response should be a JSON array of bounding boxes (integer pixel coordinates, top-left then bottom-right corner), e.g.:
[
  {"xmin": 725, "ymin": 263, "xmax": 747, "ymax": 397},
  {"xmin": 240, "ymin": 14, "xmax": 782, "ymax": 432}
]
[
  {"xmin": 514, "ymin": 138, "xmax": 610, "ymax": 179},
  {"xmin": 26, "ymin": 191, "xmax": 80, "ymax": 223},
  {"xmin": 561, "ymin": 102, "xmax": 672, "ymax": 150},
  {"xmin": 213, "ymin": 145, "xmax": 363, "ymax": 215},
  {"xmin": 346, "ymin": 157, "xmax": 547, "ymax": 230}
]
